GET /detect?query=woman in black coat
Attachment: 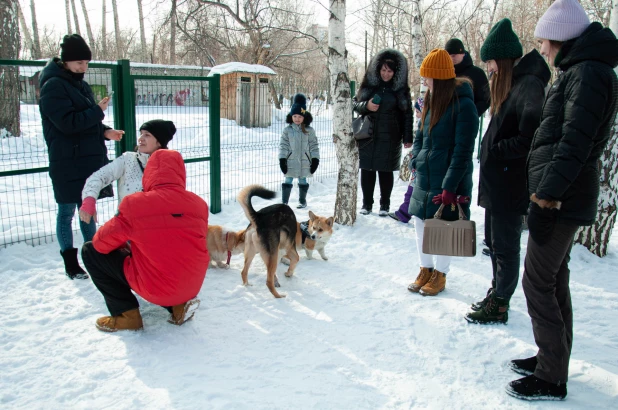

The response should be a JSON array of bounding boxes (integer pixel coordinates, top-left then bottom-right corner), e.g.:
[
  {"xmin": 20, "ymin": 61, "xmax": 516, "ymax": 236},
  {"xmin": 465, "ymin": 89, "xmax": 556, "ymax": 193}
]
[
  {"xmin": 465, "ymin": 19, "xmax": 551, "ymax": 325},
  {"xmin": 39, "ymin": 34, "xmax": 124, "ymax": 279},
  {"xmin": 353, "ymin": 49, "xmax": 413, "ymax": 216},
  {"xmin": 506, "ymin": 1, "xmax": 618, "ymax": 401}
]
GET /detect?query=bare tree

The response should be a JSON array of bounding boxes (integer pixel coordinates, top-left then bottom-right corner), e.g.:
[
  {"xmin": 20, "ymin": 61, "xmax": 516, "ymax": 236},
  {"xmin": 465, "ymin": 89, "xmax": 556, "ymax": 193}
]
[
  {"xmin": 30, "ymin": 0, "xmax": 41, "ymax": 59},
  {"xmin": 80, "ymin": 0, "xmax": 96, "ymax": 48},
  {"xmin": 16, "ymin": 1, "xmax": 33, "ymax": 58},
  {"xmin": 330, "ymin": 0, "xmax": 357, "ymax": 225},
  {"xmin": 170, "ymin": 0, "xmax": 177, "ymax": 64},
  {"xmin": 0, "ymin": 0, "xmax": 21, "ymax": 137},
  {"xmin": 65, "ymin": 0, "xmax": 73, "ymax": 33},
  {"xmin": 101, "ymin": 0, "xmax": 107, "ymax": 57},
  {"xmin": 111, "ymin": 0, "xmax": 121, "ymax": 58},
  {"xmin": 410, "ymin": 0, "xmax": 423, "ymax": 69},
  {"xmin": 70, "ymin": 0, "xmax": 82, "ymax": 35},
  {"xmin": 137, "ymin": 0, "xmax": 147, "ymax": 61}
]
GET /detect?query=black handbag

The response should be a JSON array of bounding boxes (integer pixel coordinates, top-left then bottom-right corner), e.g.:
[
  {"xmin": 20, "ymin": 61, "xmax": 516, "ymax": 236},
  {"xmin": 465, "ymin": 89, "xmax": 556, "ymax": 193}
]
[
  {"xmin": 352, "ymin": 115, "xmax": 373, "ymax": 141},
  {"xmin": 98, "ymin": 184, "xmax": 114, "ymax": 199}
]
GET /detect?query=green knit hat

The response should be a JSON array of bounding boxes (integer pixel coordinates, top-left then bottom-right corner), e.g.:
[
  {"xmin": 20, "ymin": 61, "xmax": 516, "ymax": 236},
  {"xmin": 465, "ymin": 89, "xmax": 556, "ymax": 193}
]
[{"xmin": 480, "ymin": 18, "xmax": 523, "ymax": 62}]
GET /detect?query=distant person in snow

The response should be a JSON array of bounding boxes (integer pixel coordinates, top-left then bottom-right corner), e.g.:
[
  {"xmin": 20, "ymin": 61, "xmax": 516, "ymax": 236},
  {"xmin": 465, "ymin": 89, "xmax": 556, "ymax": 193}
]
[
  {"xmin": 81, "ymin": 150, "xmax": 210, "ymax": 332},
  {"xmin": 79, "ymin": 120, "xmax": 176, "ymax": 223},
  {"xmin": 506, "ymin": 0, "xmax": 618, "ymax": 401},
  {"xmin": 39, "ymin": 34, "xmax": 124, "ymax": 280},
  {"xmin": 279, "ymin": 93, "xmax": 320, "ymax": 209}
]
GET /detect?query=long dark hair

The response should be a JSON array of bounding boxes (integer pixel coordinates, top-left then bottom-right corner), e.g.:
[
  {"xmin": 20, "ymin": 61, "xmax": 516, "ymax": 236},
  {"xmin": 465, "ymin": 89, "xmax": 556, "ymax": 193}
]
[
  {"xmin": 489, "ymin": 59, "xmax": 516, "ymax": 116},
  {"xmin": 420, "ymin": 78, "xmax": 471, "ymax": 133}
]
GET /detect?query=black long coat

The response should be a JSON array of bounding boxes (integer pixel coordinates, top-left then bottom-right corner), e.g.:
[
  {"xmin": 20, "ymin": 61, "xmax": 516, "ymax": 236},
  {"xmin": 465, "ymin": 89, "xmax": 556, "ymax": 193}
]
[
  {"xmin": 39, "ymin": 58, "xmax": 110, "ymax": 204},
  {"xmin": 455, "ymin": 53, "xmax": 490, "ymax": 117},
  {"xmin": 527, "ymin": 22, "xmax": 618, "ymax": 226},
  {"xmin": 478, "ymin": 50, "xmax": 550, "ymax": 215}
]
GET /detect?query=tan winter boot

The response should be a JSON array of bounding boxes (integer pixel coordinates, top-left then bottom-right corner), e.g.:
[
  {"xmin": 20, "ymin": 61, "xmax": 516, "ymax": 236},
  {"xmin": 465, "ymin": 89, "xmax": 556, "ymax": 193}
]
[
  {"xmin": 95, "ymin": 308, "xmax": 143, "ymax": 332},
  {"xmin": 168, "ymin": 297, "xmax": 201, "ymax": 326},
  {"xmin": 408, "ymin": 267, "xmax": 434, "ymax": 293},
  {"xmin": 420, "ymin": 270, "xmax": 446, "ymax": 296}
]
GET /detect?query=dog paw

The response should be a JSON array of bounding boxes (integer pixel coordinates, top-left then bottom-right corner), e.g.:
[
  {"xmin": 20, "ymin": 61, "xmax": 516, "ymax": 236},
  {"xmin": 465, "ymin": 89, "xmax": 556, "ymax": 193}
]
[
  {"xmin": 281, "ymin": 258, "xmax": 290, "ymax": 266},
  {"xmin": 321, "ymin": 256, "xmax": 329, "ymax": 260},
  {"xmin": 284, "ymin": 270, "xmax": 294, "ymax": 278},
  {"xmin": 243, "ymin": 282, "xmax": 252, "ymax": 287}
]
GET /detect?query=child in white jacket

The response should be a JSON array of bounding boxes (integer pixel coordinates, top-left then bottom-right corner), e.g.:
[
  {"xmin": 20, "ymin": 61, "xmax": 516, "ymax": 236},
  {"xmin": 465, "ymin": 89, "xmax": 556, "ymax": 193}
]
[
  {"xmin": 279, "ymin": 93, "xmax": 320, "ymax": 208},
  {"xmin": 79, "ymin": 119, "xmax": 176, "ymax": 223}
]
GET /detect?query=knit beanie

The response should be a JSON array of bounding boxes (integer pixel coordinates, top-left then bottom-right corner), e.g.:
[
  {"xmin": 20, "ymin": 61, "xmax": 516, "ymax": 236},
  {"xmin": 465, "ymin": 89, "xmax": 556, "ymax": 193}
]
[
  {"xmin": 289, "ymin": 93, "xmax": 308, "ymax": 116},
  {"xmin": 444, "ymin": 38, "xmax": 466, "ymax": 55},
  {"xmin": 60, "ymin": 34, "xmax": 92, "ymax": 62},
  {"xmin": 534, "ymin": 0, "xmax": 590, "ymax": 42},
  {"xmin": 481, "ymin": 18, "xmax": 523, "ymax": 62},
  {"xmin": 420, "ymin": 49, "xmax": 455, "ymax": 80},
  {"xmin": 139, "ymin": 119, "xmax": 176, "ymax": 149}
]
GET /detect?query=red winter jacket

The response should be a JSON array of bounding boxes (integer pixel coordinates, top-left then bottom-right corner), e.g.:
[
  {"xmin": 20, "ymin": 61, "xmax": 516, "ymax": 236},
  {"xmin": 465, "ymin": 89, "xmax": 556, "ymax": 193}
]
[{"xmin": 93, "ymin": 149, "xmax": 210, "ymax": 307}]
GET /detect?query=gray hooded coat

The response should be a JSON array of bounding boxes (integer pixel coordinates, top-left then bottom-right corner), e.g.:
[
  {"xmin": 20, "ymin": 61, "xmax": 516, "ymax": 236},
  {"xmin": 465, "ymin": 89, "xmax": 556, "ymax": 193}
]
[{"xmin": 279, "ymin": 124, "xmax": 320, "ymax": 178}]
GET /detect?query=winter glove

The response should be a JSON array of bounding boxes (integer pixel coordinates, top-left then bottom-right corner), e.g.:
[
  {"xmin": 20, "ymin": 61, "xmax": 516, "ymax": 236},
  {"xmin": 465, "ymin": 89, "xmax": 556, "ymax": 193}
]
[
  {"xmin": 79, "ymin": 196, "xmax": 97, "ymax": 224},
  {"xmin": 527, "ymin": 203, "xmax": 558, "ymax": 245},
  {"xmin": 279, "ymin": 158, "xmax": 288, "ymax": 175},
  {"xmin": 432, "ymin": 190, "xmax": 460, "ymax": 205},
  {"xmin": 310, "ymin": 158, "xmax": 320, "ymax": 174}
]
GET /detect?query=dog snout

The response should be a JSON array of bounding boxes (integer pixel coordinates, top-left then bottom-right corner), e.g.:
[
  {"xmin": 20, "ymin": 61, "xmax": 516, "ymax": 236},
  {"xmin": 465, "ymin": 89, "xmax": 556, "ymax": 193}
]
[{"xmin": 310, "ymin": 233, "xmax": 317, "ymax": 240}]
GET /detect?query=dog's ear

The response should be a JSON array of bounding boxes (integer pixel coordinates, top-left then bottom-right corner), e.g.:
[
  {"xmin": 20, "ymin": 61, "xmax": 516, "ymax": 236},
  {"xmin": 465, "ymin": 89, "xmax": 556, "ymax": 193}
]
[
  {"xmin": 308, "ymin": 210, "xmax": 316, "ymax": 221},
  {"xmin": 326, "ymin": 217, "xmax": 334, "ymax": 227}
]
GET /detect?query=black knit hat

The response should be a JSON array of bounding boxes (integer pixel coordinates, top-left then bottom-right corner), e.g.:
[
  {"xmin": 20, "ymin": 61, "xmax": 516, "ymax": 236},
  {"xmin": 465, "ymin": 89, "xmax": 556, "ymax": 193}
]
[
  {"xmin": 289, "ymin": 93, "xmax": 308, "ymax": 116},
  {"xmin": 481, "ymin": 18, "xmax": 523, "ymax": 62},
  {"xmin": 60, "ymin": 34, "xmax": 92, "ymax": 62},
  {"xmin": 444, "ymin": 38, "xmax": 466, "ymax": 55},
  {"xmin": 139, "ymin": 119, "xmax": 176, "ymax": 149}
]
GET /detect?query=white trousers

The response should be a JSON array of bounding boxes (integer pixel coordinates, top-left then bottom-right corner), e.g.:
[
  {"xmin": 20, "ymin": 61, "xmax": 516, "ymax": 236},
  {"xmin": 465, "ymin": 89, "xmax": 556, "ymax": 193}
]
[{"xmin": 413, "ymin": 216, "xmax": 451, "ymax": 274}]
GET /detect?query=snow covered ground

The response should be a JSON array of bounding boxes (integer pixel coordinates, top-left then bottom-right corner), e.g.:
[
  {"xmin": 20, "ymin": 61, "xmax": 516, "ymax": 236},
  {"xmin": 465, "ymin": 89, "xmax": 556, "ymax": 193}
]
[{"xmin": 1, "ymin": 168, "xmax": 618, "ymax": 409}]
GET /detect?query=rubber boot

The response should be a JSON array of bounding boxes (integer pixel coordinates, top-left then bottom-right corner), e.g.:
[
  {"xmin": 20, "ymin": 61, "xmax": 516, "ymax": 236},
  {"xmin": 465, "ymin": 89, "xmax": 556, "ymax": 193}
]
[
  {"xmin": 297, "ymin": 183, "xmax": 309, "ymax": 209},
  {"xmin": 281, "ymin": 183, "xmax": 293, "ymax": 205},
  {"xmin": 60, "ymin": 248, "xmax": 89, "ymax": 280}
]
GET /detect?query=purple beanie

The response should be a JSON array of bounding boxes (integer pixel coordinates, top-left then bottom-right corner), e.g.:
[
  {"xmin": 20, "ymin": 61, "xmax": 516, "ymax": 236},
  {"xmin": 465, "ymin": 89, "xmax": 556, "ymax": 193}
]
[{"xmin": 534, "ymin": 0, "xmax": 590, "ymax": 42}]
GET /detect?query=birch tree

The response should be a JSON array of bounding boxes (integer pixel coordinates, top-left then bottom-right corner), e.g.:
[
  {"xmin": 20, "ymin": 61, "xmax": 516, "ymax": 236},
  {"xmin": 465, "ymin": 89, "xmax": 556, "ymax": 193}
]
[
  {"xmin": 80, "ymin": 0, "xmax": 95, "ymax": 49},
  {"xmin": 70, "ymin": 0, "xmax": 81, "ymax": 35},
  {"xmin": 574, "ymin": 1, "xmax": 618, "ymax": 256},
  {"xmin": 170, "ymin": 0, "xmax": 177, "ymax": 64},
  {"xmin": 410, "ymin": 0, "xmax": 423, "ymax": 69},
  {"xmin": 101, "ymin": 0, "xmax": 107, "ymax": 57},
  {"xmin": 30, "ymin": 0, "xmax": 41, "ymax": 59},
  {"xmin": 111, "ymin": 0, "xmax": 121, "ymax": 58},
  {"xmin": 137, "ymin": 0, "xmax": 147, "ymax": 61},
  {"xmin": 0, "ymin": 0, "xmax": 21, "ymax": 137},
  {"xmin": 329, "ymin": 0, "xmax": 357, "ymax": 225},
  {"xmin": 65, "ymin": 0, "xmax": 73, "ymax": 33},
  {"xmin": 16, "ymin": 1, "xmax": 33, "ymax": 57}
]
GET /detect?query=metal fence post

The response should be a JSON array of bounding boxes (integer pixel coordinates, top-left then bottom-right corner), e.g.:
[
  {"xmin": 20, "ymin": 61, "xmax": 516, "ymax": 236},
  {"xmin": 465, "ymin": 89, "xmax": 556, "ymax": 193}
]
[
  {"xmin": 113, "ymin": 59, "xmax": 136, "ymax": 155},
  {"xmin": 350, "ymin": 80, "xmax": 356, "ymax": 99},
  {"xmin": 477, "ymin": 115, "xmax": 484, "ymax": 159},
  {"xmin": 208, "ymin": 74, "xmax": 221, "ymax": 213}
]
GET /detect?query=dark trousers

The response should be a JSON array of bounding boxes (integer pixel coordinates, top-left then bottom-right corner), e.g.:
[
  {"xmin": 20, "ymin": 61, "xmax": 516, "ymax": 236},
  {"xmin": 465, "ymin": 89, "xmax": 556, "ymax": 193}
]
[
  {"xmin": 360, "ymin": 169, "xmax": 394, "ymax": 208},
  {"xmin": 487, "ymin": 210, "xmax": 523, "ymax": 300},
  {"xmin": 82, "ymin": 241, "xmax": 139, "ymax": 316},
  {"xmin": 522, "ymin": 223, "xmax": 579, "ymax": 385}
]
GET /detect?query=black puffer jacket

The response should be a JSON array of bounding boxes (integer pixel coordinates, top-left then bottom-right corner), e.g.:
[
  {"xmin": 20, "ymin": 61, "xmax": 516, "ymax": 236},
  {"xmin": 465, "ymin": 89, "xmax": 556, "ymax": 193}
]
[
  {"xmin": 478, "ymin": 50, "xmax": 550, "ymax": 214},
  {"xmin": 39, "ymin": 58, "xmax": 110, "ymax": 204},
  {"xmin": 455, "ymin": 53, "xmax": 490, "ymax": 117},
  {"xmin": 527, "ymin": 22, "xmax": 618, "ymax": 226},
  {"xmin": 353, "ymin": 49, "xmax": 413, "ymax": 172}
]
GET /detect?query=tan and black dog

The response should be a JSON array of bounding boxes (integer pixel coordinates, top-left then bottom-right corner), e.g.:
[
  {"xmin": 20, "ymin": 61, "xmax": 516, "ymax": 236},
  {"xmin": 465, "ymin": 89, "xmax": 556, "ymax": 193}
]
[
  {"xmin": 238, "ymin": 185, "xmax": 300, "ymax": 298},
  {"xmin": 282, "ymin": 211, "xmax": 334, "ymax": 264}
]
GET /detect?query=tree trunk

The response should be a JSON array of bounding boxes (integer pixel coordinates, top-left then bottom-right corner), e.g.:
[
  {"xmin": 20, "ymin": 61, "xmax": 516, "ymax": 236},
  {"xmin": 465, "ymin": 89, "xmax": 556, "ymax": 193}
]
[
  {"xmin": 329, "ymin": 0, "xmax": 357, "ymax": 226},
  {"xmin": 170, "ymin": 0, "xmax": 177, "ymax": 65},
  {"xmin": 137, "ymin": 0, "xmax": 147, "ymax": 62},
  {"xmin": 65, "ymin": 0, "xmax": 73, "ymax": 33},
  {"xmin": 574, "ymin": 2, "xmax": 618, "ymax": 257},
  {"xmin": 30, "ymin": 0, "xmax": 41, "ymax": 59},
  {"xmin": 80, "ymin": 0, "xmax": 95, "ymax": 51},
  {"xmin": 70, "ymin": 0, "xmax": 81, "ymax": 35},
  {"xmin": 101, "ymin": 0, "xmax": 107, "ymax": 58},
  {"xmin": 370, "ymin": 0, "xmax": 382, "ymax": 57},
  {"xmin": 269, "ymin": 81, "xmax": 281, "ymax": 110},
  {"xmin": 0, "ymin": 0, "xmax": 21, "ymax": 137},
  {"xmin": 411, "ymin": 0, "xmax": 423, "ymax": 69},
  {"xmin": 487, "ymin": 0, "xmax": 500, "ymax": 34},
  {"xmin": 111, "ymin": 0, "xmax": 121, "ymax": 59},
  {"xmin": 16, "ymin": 2, "xmax": 33, "ymax": 57}
]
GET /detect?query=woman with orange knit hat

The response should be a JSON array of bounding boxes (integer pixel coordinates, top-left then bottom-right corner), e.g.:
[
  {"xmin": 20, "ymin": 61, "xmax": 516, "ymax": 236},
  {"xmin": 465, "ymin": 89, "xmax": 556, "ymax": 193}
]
[{"xmin": 407, "ymin": 49, "xmax": 479, "ymax": 296}]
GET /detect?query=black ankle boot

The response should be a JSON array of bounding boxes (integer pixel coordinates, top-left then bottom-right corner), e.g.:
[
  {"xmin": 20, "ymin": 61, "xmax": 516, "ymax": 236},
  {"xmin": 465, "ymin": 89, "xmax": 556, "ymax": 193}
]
[
  {"xmin": 509, "ymin": 356, "xmax": 537, "ymax": 376},
  {"xmin": 297, "ymin": 183, "xmax": 309, "ymax": 209},
  {"xmin": 281, "ymin": 183, "xmax": 293, "ymax": 205},
  {"xmin": 506, "ymin": 374, "xmax": 566, "ymax": 401},
  {"xmin": 60, "ymin": 248, "xmax": 89, "ymax": 280}
]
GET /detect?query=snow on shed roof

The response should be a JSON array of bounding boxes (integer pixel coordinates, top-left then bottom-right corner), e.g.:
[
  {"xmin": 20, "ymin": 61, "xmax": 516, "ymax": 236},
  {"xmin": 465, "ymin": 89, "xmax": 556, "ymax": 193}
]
[{"xmin": 207, "ymin": 62, "xmax": 276, "ymax": 77}]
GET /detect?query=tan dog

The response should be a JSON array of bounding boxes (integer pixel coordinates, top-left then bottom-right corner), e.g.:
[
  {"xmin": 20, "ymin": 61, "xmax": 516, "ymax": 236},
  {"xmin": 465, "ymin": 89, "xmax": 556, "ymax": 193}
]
[
  {"xmin": 238, "ymin": 185, "xmax": 300, "ymax": 298},
  {"xmin": 292, "ymin": 211, "xmax": 334, "ymax": 261},
  {"xmin": 207, "ymin": 225, "xmax": 246, "ymax": 269}
]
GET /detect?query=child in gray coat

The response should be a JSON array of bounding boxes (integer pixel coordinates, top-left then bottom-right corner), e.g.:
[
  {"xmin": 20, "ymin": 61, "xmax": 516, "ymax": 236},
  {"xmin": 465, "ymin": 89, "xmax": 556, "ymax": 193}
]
[{"xmin": 279, "ymin": 94, "xmax": 320, "ymax": 208}]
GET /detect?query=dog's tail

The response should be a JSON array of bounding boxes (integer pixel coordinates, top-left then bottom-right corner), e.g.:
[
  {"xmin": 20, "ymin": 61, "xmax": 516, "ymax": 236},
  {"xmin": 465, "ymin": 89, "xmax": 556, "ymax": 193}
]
[{"xmin": 237, "ymin": 185, "xmax": 277, "ymax": 225}]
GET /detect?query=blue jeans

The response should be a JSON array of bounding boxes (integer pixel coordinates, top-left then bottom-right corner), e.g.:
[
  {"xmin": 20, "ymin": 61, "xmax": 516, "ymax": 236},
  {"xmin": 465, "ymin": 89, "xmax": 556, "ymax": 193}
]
[
  {"xmin": 57, "ymin": 203, "xmax": 97, "ymax": 251},
  {"xmin": 284, "ymin": 177, "xmax": 308, "ymax": 185}
]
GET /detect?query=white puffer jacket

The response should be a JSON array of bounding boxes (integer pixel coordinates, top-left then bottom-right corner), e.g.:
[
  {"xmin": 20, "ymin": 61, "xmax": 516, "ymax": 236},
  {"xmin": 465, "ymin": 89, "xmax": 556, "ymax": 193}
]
[{"xmin": 82, "ymin": 151, "xmax": 150, "ymax": 202}]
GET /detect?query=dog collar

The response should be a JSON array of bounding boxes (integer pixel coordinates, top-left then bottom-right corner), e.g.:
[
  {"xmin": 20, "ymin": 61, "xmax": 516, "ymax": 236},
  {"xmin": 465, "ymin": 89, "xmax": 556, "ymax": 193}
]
[
  {"xmin": 300, "ymin": 221, "xmax": 311, "ymax": 244},
  {"xmin": 225, "ymin": 232, "xmax": 232, "ymax": 265}
]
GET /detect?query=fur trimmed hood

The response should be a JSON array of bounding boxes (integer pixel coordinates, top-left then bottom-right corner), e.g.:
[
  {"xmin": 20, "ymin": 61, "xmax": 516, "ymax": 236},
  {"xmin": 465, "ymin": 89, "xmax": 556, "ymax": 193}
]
[
  {"xmin": 286, "ymin": 112, "xmax": 313, "ymax": 126},
  {"xmin": 357, "ymin": 48, "xmax": 410, "ymax": 103}
]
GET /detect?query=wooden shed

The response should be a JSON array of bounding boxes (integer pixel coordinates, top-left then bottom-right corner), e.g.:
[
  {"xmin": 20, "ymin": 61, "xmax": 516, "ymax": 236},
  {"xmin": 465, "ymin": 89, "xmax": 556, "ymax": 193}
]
[{"xmin": 208, "ymin": 63, "xmax": 276, "ymax": 128}]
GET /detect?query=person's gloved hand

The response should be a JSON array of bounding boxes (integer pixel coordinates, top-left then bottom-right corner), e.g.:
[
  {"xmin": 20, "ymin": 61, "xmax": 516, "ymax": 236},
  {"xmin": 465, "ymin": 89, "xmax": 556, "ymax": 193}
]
[
  {"xmin": 310, "ymin": 158, "xmax": 319, "ymax": 174},
  {"xmin": 432, "ymin": 190, "xmax": 458, "ymax": 205},
  {"xmin": 79, "ymin": 196, "xmax": 97, "ymax": 223},
  {"xmin": 527, "ymin": 203, "xmax": 558, "ymax": 245},
  {"xmin": 279, "ymin": 158, "xmax": 288, "ymax": 174}
]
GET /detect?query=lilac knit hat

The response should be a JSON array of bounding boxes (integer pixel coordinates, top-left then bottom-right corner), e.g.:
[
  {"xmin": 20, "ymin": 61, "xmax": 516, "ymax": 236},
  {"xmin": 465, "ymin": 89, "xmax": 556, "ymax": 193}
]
[{"xmin": 534, "ymin": 0, "xmax": 590, "ymax": 42}]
